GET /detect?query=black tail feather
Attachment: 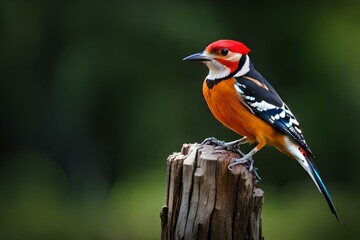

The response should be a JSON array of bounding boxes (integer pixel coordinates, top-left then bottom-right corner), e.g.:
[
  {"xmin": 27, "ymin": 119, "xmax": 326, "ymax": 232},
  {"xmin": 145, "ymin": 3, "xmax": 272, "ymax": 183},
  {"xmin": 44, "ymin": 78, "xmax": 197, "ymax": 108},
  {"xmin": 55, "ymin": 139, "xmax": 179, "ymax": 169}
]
[{"xmin": 306, "ymin": 157, "xmax": 340, "ymax": 223}]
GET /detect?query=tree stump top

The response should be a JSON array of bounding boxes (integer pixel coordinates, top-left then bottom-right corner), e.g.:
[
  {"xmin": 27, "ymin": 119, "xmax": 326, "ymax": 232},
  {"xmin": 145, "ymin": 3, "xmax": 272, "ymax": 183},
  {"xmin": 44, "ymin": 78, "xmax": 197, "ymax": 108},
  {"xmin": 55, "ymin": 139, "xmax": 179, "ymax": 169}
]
[{"xmin": 161, "ymin": 143, "xmax": 264, "ymax": 240}]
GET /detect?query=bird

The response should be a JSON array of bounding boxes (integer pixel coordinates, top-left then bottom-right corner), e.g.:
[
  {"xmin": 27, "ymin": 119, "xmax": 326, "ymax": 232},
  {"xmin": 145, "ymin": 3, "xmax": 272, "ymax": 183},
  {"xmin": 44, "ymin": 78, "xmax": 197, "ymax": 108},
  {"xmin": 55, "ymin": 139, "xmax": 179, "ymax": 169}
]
[{"xmin": 183, "ymin": 39, "xmax": 339, "ymax": 222}]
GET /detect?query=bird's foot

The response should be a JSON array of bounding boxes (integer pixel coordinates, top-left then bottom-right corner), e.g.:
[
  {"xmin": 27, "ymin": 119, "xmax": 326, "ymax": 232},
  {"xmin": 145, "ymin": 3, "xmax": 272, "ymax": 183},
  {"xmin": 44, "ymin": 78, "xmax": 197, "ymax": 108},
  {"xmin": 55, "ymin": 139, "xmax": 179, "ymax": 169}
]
[
  {"xmin": 202, "ymin": 137, "xmax": 225, "ymax": 147},
  {"xmin": 202, "ymin": 137, "xmax": 260, "ymax": 181},
  {"xmin": 228, "ymin": 157, "xmax": 261, "ymax": 182},
  {"xmin": 201, "ymin": 137, "xmax": 244, "ymax": 151}
]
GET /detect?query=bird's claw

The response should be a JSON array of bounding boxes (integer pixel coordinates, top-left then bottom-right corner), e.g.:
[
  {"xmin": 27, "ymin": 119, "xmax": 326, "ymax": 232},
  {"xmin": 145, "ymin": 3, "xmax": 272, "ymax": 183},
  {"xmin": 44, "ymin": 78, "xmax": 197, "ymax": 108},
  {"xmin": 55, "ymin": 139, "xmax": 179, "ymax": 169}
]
[
  {"xmin": 201, "ymin": 137, "xmax": 241, "ymax": 152},
  {"xmin": 201, "ymin": 137, "xmax": 226, "ymax": 147},
  {"xmin": 202, "ymin": 137, "xmax": 261, "ymax": 182},
  {"xmin": 228, "ymin": 157, "xmax": 261, "ymax": 182}
]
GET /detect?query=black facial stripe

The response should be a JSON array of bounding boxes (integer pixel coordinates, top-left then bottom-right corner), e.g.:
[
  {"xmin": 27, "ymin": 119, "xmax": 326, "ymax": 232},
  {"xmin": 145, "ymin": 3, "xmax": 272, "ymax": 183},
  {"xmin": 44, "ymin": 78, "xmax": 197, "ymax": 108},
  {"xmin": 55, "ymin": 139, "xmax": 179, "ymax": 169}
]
[{"xmin": 206, "ymin": 54, "xmax": 247, "ymax": 89}]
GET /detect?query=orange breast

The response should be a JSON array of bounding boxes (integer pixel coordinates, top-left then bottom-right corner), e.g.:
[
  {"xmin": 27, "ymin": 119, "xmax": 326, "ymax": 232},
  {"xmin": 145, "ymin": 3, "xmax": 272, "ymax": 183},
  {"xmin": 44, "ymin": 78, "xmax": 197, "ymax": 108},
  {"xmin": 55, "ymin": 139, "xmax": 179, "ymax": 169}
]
[{"xmin": 202, "ymin": 78, "xmax": 283, "ymax": 145}]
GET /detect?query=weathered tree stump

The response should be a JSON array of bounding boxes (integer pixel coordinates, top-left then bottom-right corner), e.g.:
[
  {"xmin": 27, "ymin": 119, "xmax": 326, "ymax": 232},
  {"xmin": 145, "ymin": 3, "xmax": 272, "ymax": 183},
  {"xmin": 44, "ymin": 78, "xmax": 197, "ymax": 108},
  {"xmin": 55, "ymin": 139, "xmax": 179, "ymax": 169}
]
[{"xmin": 160, "ymin": 143, "xmax": 264, "ymax": 240}]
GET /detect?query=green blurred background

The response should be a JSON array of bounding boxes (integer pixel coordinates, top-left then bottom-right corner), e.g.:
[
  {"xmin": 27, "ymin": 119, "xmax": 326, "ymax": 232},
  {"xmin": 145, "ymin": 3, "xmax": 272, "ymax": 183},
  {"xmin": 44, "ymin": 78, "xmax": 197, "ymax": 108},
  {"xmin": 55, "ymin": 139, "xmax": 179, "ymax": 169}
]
[{"xmin": 0, "ymin": 0, "xmax": 359, "ymax": 239}]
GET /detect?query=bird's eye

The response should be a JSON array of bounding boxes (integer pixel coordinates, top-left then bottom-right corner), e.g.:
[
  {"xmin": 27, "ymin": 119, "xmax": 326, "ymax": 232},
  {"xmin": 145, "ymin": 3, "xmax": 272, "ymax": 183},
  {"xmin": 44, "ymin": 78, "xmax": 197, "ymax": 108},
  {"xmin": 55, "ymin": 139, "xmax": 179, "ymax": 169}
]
[{"xmin": 220, "ymin": 48, "xmax": 229, "ymax": 56}]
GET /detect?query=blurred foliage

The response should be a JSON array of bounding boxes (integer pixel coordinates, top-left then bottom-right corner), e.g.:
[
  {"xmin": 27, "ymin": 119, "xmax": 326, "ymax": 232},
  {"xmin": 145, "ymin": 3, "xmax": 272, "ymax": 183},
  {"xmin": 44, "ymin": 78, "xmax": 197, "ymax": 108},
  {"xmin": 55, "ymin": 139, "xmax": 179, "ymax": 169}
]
[{"xmin": 0, "ymin": 0, "xmax": 359, "ymax": 239}]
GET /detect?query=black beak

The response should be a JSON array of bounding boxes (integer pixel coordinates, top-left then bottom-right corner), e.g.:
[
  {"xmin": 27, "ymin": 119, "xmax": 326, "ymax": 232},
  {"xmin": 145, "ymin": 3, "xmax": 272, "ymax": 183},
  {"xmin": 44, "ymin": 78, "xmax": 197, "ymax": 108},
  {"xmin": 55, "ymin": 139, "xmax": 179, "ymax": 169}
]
[{"xmin": 183, "ymin": 52, "xmax": 211, "ymax": 62}]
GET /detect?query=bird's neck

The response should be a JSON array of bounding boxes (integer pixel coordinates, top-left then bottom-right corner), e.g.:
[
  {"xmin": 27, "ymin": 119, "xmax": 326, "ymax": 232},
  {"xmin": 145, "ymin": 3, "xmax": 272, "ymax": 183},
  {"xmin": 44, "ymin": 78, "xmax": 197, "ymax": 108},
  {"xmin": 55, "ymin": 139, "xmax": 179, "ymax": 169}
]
[{"xmin": 206, "ymin": 55, "xmax": 251, "ymax": 89}]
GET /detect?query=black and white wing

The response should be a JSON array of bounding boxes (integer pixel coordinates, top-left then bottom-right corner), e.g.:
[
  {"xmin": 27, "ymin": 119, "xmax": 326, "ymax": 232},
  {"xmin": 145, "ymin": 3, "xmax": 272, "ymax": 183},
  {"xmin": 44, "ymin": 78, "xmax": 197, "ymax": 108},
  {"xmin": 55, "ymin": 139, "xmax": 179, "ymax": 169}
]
[{"xmin": 234, "ymin": 66, "xmax": 314, "ymax": 157}]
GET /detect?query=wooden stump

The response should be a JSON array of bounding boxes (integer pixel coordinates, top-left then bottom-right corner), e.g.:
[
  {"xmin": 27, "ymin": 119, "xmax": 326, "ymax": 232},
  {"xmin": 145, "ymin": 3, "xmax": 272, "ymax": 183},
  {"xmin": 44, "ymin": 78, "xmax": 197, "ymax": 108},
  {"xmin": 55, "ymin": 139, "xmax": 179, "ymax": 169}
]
[{"xmin": 160, "ymin": 143, "xmax": 264, "ymax": 240}]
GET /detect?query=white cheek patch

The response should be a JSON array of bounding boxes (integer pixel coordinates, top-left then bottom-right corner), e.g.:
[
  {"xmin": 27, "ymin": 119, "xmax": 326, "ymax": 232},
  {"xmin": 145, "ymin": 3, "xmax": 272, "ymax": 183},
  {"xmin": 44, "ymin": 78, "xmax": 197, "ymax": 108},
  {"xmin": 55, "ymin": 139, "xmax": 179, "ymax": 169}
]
[
  {"xmin": 205, "ymin": 61, "xmax": 231, "ymax": 80},
  {"xmin": 226, "ymin": 52, "xmax": 242, "ymax": 62}
]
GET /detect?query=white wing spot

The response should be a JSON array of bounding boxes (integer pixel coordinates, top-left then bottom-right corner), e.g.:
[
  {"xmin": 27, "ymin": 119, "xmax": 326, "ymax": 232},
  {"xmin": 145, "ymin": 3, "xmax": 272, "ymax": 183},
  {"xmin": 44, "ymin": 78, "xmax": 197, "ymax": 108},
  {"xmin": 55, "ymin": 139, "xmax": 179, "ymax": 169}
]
[
  {"xmin": 289, "ymin": 118, "xmax": 299, "ymax": 126},
  {"xmin": 234, "ymin": 84, "xmax": 244, "ymax": 94},
  {"xmin": 237, "ymin": 83, "xmax": 246, "ymax": 88},
  {"xmin": 279, "ymin": 111, "xmax": 286, "ymax": 118},
  {"xmin": 295, "ymin": 126, "xmax": 302, "ymax": 133},
  {"xmin": 249, "ymin": 101, "xmax": 277, "ymax": 111},
  {"xmin": 245, "ymin": 95, "xmax": 255, "ymax": 101}
]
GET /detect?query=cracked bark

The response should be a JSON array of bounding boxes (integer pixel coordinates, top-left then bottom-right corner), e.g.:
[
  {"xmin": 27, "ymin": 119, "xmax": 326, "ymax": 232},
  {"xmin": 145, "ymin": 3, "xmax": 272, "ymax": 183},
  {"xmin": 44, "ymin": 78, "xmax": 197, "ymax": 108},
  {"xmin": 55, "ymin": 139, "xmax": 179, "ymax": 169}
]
[{"xmin": 160, "ymin": 143, "xmax": 264, "ymax": 240}]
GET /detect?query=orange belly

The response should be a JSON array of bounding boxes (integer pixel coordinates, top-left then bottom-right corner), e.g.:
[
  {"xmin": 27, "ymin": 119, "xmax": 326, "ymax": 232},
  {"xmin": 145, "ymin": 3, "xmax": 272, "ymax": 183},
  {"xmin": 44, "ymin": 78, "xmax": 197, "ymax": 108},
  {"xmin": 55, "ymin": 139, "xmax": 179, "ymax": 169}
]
[{"xmin": 202, "ymin": 78, "xmax": 284, "ymax": 146}]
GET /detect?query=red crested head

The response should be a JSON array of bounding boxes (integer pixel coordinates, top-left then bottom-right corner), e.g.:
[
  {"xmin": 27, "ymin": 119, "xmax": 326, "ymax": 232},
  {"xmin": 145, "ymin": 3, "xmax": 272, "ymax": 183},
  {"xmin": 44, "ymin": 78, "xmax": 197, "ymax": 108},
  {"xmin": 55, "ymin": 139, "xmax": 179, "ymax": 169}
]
[
  {"xmin": 206, "ymin": 40, "xmax": 251, "ymax": 55},
  {"xmin": 183, "ymin": 39, "xmax": 252, "ymax": 80}
]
